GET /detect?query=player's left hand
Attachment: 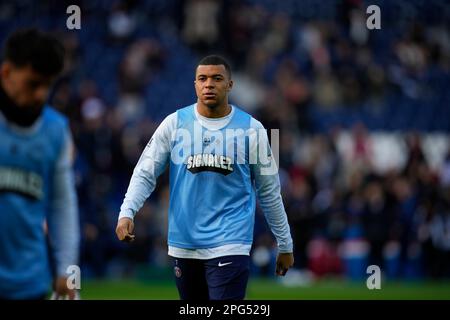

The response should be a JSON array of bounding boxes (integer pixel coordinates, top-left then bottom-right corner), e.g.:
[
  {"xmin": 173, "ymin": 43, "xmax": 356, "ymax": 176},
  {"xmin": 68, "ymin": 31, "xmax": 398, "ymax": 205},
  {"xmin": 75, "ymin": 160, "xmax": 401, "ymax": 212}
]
[
  {"xmin": 275, "ymin": 252, "xmax": 294, "ymax": 276},
  {"xmin": 116, "ymin": 217, "xmax": 135, "ymax": 242},
  {"xmin": 52, "ymin": 276, "xmax": 77, "ymax": 300}
]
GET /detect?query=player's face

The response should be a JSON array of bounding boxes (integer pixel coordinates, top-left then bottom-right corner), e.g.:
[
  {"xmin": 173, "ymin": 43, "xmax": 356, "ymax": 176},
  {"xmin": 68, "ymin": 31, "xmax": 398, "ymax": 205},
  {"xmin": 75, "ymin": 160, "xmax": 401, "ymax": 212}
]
[
  {"xmin": 195, "ymin": 65, "xmax": 233, "ymax": 109},
  {"xmin": 1, "ymin": 62, "xmax": 55, "ymax": 110}
]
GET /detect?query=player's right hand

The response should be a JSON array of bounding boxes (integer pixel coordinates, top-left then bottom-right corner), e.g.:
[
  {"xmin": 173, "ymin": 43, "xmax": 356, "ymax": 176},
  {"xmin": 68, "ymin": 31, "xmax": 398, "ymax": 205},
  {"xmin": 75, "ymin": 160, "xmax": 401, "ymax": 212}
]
[
  {"xmin": 275, "ymin": 252, "xmax": 294, "ymax": 276},
  {"xmin": 116, "ymin": 217, "xmax": 135, "ymax": 242},
  {"xmin": 52, "ymin": 276, "xmax": 78, "ymax": 300}
]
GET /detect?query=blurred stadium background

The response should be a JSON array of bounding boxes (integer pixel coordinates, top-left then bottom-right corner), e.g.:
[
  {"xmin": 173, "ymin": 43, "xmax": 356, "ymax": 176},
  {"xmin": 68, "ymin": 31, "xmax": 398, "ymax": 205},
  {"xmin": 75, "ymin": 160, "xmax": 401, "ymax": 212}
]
[{"xmin": 1, "ymin": 0, "xmax": 449, "ymax": 299}]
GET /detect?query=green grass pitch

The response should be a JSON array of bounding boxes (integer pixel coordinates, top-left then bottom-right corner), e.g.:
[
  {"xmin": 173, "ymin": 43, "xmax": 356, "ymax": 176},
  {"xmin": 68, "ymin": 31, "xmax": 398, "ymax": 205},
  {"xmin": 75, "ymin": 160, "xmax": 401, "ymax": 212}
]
[{"xmin": 79, "ymin": 278, "xmax": 450, "ymax": 300}]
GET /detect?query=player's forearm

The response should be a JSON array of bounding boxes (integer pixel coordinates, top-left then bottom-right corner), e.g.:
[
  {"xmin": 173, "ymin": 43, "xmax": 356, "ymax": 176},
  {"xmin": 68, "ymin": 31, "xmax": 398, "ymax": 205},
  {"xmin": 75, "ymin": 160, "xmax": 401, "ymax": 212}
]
[
  {"xmin": 118, "ymin": 144, "xmax": 169, "ymax": 220},
  {"xmin": 260, "ymin": 198, "xmax": 293, "ymax": 253},
  {"xmin": 118, "ymin": 164, "xmax": 160, "ymax": 220},
  {"xmin": 255, "ymin": 173, "xmax": 293, "ymax": 253},
  {"xmin": 48, "ymin": 131, "xmax": 80, "ymax": 276},
  {"xmin": 48, "ymin": 189, "xmax": 80, "ymax": 276},
  {"xmin": 119, "ymin": 113, "xmax": 174, "ymax": 220},
  {"xmin": 48, "ymin": 171, "xmax": 80, "ymax": 275}
]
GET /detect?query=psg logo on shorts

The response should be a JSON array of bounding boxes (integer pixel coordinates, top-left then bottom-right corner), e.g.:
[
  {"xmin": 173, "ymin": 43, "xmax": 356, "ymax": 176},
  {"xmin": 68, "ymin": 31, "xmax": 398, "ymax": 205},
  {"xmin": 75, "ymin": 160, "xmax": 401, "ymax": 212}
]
[{"xmin": 174, "ymin": 266, "xmax": 182, "ymax": 278}]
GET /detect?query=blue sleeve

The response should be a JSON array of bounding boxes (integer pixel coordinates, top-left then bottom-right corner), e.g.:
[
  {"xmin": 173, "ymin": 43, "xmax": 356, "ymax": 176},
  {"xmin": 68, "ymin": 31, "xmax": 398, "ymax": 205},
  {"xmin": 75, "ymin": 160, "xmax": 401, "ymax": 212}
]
[
  {"xmin": 250, "ymin": 118, "xmax": 293, "ymax": 253},
  {"xmin": 47, "ymin": 126, "xmax": 80, "ymax": 276}
]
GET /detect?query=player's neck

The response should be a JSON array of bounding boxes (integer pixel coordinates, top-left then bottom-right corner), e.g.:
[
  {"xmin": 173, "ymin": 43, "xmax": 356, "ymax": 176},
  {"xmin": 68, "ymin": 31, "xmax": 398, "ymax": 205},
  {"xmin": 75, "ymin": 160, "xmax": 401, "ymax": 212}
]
[{"xmin": 197, "ymin": 102, "xmax": 232, "ymax": 119}]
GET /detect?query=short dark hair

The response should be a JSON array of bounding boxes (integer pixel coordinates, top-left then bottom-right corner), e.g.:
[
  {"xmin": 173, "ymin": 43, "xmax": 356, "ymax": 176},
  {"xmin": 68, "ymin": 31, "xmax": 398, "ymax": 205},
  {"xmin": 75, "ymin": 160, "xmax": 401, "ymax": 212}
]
[
  {"xmin": 197, "ymin": 55, "xmax": 231, "ymax": 79},
  {"xmin": 3, "ymin": 28, "xmax": 65, "ymax": 76}
]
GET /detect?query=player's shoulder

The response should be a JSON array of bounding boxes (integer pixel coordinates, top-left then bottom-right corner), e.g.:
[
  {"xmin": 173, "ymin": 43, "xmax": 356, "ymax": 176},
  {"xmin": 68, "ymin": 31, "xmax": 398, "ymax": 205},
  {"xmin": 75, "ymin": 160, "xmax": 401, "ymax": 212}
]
[
  {"xmin": 235, "ymin": 106, "xmax": 265, "ymax": 130},
  {"xmin": 172, "ymin": 103, "xmax": 196, "ymax": 127},
  {"xmin": 175, "ymin": 103, "xmax": 195, "ymax": 118},
  {"xmin": 160, "ymin": 110, "xmax": 178, "ymax": 128},
  {"xmin": 177, "ymin": 104, "xmax": 196, "ymax": 112},
  {"xmin": 249, "ymin": 117, "xmax": 265, "ymax": 130},
  {"xmin": 152, "ymin": 110, "xmax": 178, "ymax": 138},
  {"xmin": 42, "ymin": 105, "xmax": 69, "ymax": 129},
  {"xmin": 231, "ymin": 105, "xmax": 263, "ymax": 128},
  {"xmin": 40, "ymin": 106, "xmax": 70, "ymax": 152}
]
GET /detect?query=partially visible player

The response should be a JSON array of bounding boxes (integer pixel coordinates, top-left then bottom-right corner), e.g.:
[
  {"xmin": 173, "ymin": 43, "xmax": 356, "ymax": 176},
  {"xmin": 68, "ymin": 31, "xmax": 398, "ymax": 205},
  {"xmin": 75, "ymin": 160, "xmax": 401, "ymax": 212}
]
[
  {"xmin": 116, "ymin": 55, "xmax": 294, "ymax": 300},
  {"xmin": 0, "ymin": 28, "xmax": 79, "ymax": 299}
]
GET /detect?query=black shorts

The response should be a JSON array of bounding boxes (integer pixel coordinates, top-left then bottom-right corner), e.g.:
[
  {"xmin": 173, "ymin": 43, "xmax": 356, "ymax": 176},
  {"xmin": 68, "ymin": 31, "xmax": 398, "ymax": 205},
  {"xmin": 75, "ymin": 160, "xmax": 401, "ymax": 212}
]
[{"xmin": 172, "ymin": 255, "xmax": 250, "ymax": 300}]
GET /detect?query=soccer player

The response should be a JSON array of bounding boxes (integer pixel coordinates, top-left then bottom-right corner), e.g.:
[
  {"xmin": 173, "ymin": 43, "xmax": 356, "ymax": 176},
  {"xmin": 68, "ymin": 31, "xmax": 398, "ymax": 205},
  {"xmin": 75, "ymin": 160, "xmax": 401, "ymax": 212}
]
[
  {"xmin": 116, "ymin": 55, "xmax": 294, "ymax": 300},
  {"xmin": 0, "ymin": 28, "xmax": 79, "ymax": 299}
]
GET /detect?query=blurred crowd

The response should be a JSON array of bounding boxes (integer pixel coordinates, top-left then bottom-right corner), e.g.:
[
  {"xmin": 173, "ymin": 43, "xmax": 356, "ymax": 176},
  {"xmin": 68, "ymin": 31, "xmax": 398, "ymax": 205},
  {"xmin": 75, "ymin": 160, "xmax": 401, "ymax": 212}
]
[{"xmin": 1, "ymin": 0, "xmax": 449, "ymax": 280}]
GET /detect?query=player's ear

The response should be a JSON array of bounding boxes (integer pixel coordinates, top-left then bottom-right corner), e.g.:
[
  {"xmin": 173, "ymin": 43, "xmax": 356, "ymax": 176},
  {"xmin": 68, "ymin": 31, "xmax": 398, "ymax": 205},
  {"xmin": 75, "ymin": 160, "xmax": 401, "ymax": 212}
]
[
  {"xmin": 227, "ymin": 80, "xmax": 233, "ymax": 91},
  {"xmin": 0, "ymin": 61, "xmax": 12, "ymax": 79}
]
